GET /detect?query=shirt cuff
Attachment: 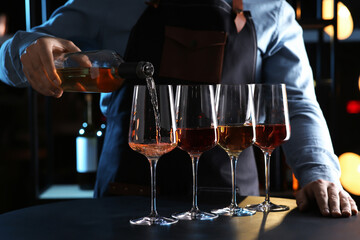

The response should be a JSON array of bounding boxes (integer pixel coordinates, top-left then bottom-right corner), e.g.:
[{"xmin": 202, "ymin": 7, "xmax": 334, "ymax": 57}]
[{"xmin": 295, "ymin": 163, "xmax": 342, "ymax": 188}]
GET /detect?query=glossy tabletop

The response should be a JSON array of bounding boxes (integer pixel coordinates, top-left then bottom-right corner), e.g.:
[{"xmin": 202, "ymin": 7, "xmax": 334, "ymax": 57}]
[{"xmin": 0, "ymin": 195, "xmax": 358, "ymax": 240}]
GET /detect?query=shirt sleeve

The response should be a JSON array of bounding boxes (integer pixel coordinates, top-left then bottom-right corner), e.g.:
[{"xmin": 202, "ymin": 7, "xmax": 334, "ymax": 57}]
[
  {"xmin": 261, "ymin": 1, "xmax": 341, "ymax": 187},
  {"xmin": 0, "ymin": 0, "xmax": 102, "ymax": 87}
]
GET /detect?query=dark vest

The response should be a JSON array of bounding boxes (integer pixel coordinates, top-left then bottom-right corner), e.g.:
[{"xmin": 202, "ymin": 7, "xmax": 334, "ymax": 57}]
[{"xmin": 94, "ymin": 0, "xmax": 259, "ymax": 197}]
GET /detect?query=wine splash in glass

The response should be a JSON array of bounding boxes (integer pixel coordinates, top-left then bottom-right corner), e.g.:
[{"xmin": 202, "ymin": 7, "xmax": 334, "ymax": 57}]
[{"xmin": 128, "ymin": 85, "xmax": 178, "ymax": 225}]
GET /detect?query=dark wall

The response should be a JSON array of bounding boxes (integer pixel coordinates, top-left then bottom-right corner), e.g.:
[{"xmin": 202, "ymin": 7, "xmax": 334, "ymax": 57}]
[
  {"xmin": 0, "ymin": 0, "xmax": 67, "ymax": 33},
  {"xmin": 0, "ymin": 0, "xmax": 87, "ymax": 213}
]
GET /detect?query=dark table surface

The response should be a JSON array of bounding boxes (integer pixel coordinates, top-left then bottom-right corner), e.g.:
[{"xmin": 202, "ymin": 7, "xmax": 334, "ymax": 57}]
[{"xmin": 0, "ymin": 195, "xmax": 359, "ymax": 240}]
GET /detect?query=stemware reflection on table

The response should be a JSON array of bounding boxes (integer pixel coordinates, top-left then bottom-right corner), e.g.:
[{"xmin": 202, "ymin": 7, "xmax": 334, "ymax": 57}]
[
  {"xmin": 245, "ymin": 83, "xmax": 291, "ymax": 212},
  {"xmin": 211, "ymin": 84, "xmax": 256, "ymax": 217},
  {"xmin": 128, "ymin": 84, "xmax": 178, "ymax": 225},
  {"xmin": 172, "ymin": 85, "xmax": 218, "ymax": 221}
]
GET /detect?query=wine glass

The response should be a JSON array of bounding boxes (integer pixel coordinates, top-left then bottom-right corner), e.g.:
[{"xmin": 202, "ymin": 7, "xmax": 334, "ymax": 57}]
[
  {"xmin": 245, "ymin": 83, "xmax": 291, "ymax": 212},
  {"xmin": 128, "ymin": 84, "xmax": 178, "ymax": 225},
  {"xmin": 172, "ymin": 85, "xmax": 218, "ymax": 221},
  {"xmin": 211, "ymin": 84, "xmax": 256, "ymax": 217}
]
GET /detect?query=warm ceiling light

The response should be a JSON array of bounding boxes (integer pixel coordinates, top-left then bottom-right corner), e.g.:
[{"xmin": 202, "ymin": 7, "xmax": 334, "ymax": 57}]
[
  {"xmin": 322, "ymin": 0, "xmax": 353, "ymax": 40},
  {"xmin": 339, "ymin": 152, "xmax": 360, "ymax": 196},
  {"xmin": 322, "ymin": 0, "xmax": 334, "ymax": 20}
]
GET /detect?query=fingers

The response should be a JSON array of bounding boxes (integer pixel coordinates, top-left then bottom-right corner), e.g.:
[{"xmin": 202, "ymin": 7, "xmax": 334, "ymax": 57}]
[
  {"xmin": 38, "ymin": 45, "xmax": 62, "ymax": 88},
  {"xmin": 310, "ymin": 180, "xmax": 332, "ymax": 216},
  {"xmin": 20, "ymin": 37, "xmax": 80, "ymax": 97},
  {"xmin": 297, "ymin": 179, "xmax": 359, "ymax": 218},
  {"xmin": 295, "ymin": 187, "xmax": 310, "ymax": 212},
  {"xmin": 326, "ymin": 182, "xmax": 341, "ymax": 217},
  {"xmin": 22, "ymin": 51, "xmax": 62, "ymax": 98},
  {"xmin": 51, "ymin": 38, "xmax": 81, "ymax": 86},
  {"xmin": 327, "ymin": 183, "xmax": 358, "ymax": 217},
  {"xmin": 58, "ymin": 37, "xmax": 81, "ymax": 53},
  {"xmin": 72, "ymin": 54, "xmax": 92, "ymax": 68},
  {"xmin": 338, "ymin": 191, "xmax": 351, "ymax": 217},
  {"xmin": 341, "ymin": 191, "xmax": 358, "ymax": 216}
]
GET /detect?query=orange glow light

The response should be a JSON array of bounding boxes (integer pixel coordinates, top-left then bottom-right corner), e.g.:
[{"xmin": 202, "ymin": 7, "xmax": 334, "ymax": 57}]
[
  {"xmin": 0, "ymin": 14, "xmax": 7, "ymax": 37},
  {"xmin": 339, "ymin": 152, "xmax": 360, "ymax": 196},
  {"xmin": 292, "ymin": 173, "xmax": 299, "ymax": 191}
]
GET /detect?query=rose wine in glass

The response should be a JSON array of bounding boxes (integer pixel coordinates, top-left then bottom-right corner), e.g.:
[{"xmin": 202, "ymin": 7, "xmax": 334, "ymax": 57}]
[
  {"xmin": 211, "ymin": 84, "xmax": 256, "ymax": 217},
  {"xmin": 172, "ymin": 85, "xmax": 218, "ymax": 221},
  {"xmin": 245, "ymin": 84, "xmax": 291, "ymax": 212},
  {"xmin": 128, "ymin": 84, "xmax": 178, "ymax": 225}
]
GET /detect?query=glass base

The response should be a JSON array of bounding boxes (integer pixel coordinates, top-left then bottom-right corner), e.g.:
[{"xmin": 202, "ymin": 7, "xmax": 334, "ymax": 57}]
[
  {"xmin": 172, "ymin": 210, "xmax": 218, "ymax": 221},
  {"xmin": 130, "ymin": 215, "xmax": 178, "ymax": 226},
  {"xmin": 245, "ymin": 201, "xmax": 289, "ymax": 212},
  {"xmin": 211, "ymin": 206, "xmax": 256, "ymax": 217}
]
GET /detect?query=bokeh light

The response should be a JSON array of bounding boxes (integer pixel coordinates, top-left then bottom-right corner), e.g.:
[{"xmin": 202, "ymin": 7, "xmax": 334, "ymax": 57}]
[{"xmin": 339, "ymin": 152, "xmax": 360, "ymax": 195}]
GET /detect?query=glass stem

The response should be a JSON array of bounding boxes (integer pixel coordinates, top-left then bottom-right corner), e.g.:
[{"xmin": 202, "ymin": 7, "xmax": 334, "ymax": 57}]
[
  {"xmin": 263, "ymin": 151, "xmax": 272, "ymax": 205},
  {"xmin": 191, "ymin": 156, "xmax": 200, "ymax": 213},
  {"xmin": 149, "ymin": 159, "xmax": 158, "ymax": 217},
  {"xmin": 230, "ymin": 155, "xmax": 238, "ymax": 208}
]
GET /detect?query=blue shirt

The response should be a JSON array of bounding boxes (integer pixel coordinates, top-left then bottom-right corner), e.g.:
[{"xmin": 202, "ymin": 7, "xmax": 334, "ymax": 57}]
[{"xmin": 0, "ymin": 0, "xmax": 341, "ymax": 188}]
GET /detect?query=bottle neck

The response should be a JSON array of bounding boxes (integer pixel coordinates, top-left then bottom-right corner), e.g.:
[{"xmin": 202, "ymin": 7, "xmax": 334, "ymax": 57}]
[
  {"xmin": 85, "ymin": 94, "xmax": 93, "ymax": 126},
  {"xmin": 117, "ymin": 61, "xmax": 154, "ymax": 80}
]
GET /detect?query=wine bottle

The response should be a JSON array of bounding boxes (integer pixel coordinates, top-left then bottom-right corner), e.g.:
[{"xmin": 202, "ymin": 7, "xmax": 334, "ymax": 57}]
[
  {"xmin": 76, "ymin": 93, "xmax": 100, "ymax": 190},
  {"xmin": 55, "ymin": 50, "xmax": 154, "ymax": 93}
]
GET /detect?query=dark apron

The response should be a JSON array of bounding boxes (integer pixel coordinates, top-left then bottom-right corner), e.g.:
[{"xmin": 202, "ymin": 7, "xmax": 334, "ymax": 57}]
[{"xmin": 94, "ymin": 0, "xmax": 259, "ymax": 198}]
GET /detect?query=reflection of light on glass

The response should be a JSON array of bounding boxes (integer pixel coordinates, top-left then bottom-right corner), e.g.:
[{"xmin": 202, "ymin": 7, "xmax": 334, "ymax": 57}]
[
  {"xmin": 97, "ymin": 130, "xmax": 102, "ymax": 137},
  {"xmin": 0, "ymin": 14, "xmax": 6, "ymax": 37},
  {"xmin": 339, "ymin": 152, "xmax": 360, "ymax": 196},
  {"xmin": 322, "ymin": 0, "xmax": 353, "ymax": 40}
]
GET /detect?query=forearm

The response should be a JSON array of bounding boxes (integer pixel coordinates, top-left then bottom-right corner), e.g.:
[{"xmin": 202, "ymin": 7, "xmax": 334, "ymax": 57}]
[
  {"xmin": 257, "ymin": 0, "xmax": 341, "ymax": 188},
  {"xmin": 283, "ymin": 99, "xmax": 341, "ymax": 187}
]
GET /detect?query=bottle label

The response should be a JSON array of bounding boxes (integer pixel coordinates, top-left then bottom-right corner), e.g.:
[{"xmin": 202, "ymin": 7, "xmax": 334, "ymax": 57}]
[{"xmin": 76, "ymin": 136, "xmax": 98, "ymax": 173}]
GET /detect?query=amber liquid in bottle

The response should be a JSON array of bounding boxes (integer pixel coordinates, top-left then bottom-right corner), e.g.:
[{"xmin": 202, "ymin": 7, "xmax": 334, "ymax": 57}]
[{"xmin": 57, "ymin": 67, "xmax": 123, "ymax": 93}]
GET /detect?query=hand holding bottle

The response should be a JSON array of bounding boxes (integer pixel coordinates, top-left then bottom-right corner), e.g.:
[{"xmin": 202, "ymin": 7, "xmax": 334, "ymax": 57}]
[
  {"xmin": 54, "ymin": 50, "xmax": 154, "ymax": 93},
  {"xmin": 20, "ymin": 36, "xmax": 81, "ymax": 98}
]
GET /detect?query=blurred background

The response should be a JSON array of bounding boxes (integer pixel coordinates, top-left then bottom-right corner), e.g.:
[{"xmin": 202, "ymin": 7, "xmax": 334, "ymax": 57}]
[{"xmin": 0, "ymin": 0, "xmax": 359, "ymax": 213}]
